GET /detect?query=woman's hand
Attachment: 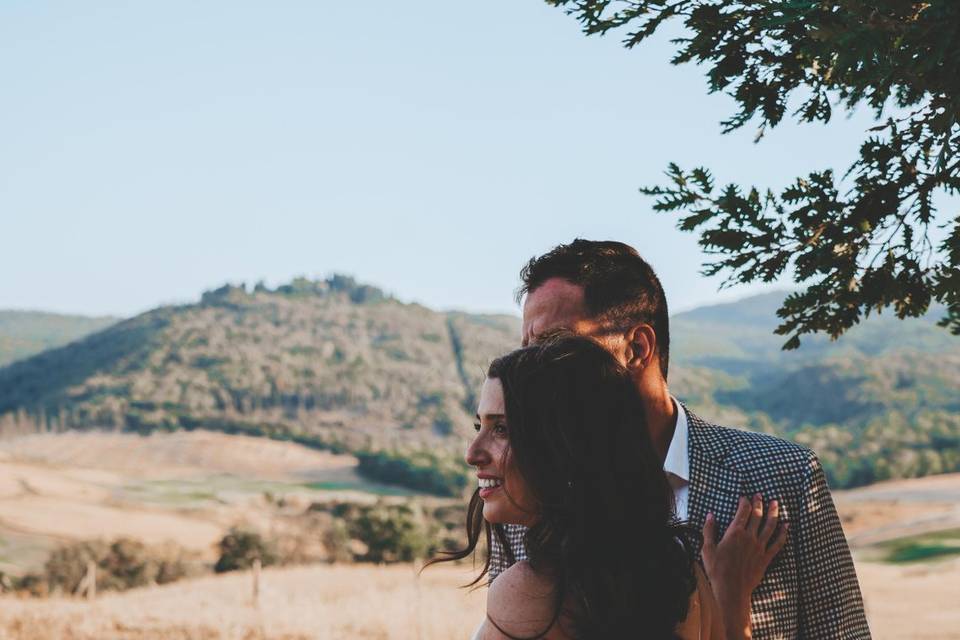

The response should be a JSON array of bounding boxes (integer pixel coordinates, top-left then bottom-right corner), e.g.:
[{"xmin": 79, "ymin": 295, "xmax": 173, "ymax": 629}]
[{"xmin": 701, "ymin": 494, "xmax": 788, "ymax": 640}]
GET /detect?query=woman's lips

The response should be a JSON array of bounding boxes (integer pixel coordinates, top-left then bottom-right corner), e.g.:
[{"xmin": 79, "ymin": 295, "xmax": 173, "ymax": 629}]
[
  {"xmin": 478, "ymin": 476, "xmax": 503, "ymax": 499},
  {"xmin": 479, "ymin": 484, "xmax": 502, "ymax": 499}
]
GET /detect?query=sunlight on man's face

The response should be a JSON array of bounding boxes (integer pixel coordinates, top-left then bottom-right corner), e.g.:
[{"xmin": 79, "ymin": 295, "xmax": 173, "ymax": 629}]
[
  {"xmin": 520, "ymin": 277, "xmax": 630, "ymax": 365},
  {"xmin": 521, "ymin": 278, "xmax": 596, "ymax": 346}
]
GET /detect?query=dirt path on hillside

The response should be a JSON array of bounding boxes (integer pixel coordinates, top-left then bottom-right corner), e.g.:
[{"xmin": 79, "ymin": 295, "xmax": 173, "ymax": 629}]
[{"xmin": 834, "ymin": 473, "xmax": 960, "ymax": 547}]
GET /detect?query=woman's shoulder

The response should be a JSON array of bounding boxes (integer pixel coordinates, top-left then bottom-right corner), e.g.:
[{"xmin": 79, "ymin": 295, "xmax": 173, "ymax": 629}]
[
  {"xmin": 487, "ymin": 560, "xmax": 556, "ymax": 620},
  {"xmin": 484, "ymin": 561, "xmax": 570, "ymax": 639}
]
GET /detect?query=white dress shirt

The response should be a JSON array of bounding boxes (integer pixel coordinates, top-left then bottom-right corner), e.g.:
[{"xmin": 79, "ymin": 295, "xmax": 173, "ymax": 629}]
[{"xmin": 664, "ymin": 397, "xmax": 691, "ymax": 521}]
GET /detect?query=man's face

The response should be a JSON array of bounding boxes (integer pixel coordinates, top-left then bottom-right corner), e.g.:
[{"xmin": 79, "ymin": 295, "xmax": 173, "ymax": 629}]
[
  {"xmin": 521, "ymin": 278, "xmax": 586, "ymax": 346},
  {"xmin": 522, "ymin": 277, "xmax": 607, "ymax": 347}
]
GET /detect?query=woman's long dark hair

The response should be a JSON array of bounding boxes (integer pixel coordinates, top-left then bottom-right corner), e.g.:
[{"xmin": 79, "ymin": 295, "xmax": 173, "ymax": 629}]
[{"xmin": 430, "ymin": 335, "xmax": 697, "ymax": 639}]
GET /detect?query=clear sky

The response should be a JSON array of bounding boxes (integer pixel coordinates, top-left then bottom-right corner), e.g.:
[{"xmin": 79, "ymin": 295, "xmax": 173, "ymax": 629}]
[{"xmin": 0, "ymin": 1, "xmax": 930, "ymax": 318}]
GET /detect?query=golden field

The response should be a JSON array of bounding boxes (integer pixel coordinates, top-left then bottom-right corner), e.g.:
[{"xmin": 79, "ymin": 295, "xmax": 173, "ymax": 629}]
[
  {"xmin": 1, "ymin": 558, "xmax": 958, "ymax": 640},
  {"xmin": 0, "ymin": 432, "xmax": 958, "ymax": 639},
  {"xmin": 0, "ymin": 563, "xmax": 487, "ymax": 640}
]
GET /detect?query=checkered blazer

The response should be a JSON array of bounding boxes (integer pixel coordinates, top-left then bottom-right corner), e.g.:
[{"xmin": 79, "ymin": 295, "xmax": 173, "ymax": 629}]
[{"xmin": 488, "ymin": 406, "xmax": 871, "ymax": 639}]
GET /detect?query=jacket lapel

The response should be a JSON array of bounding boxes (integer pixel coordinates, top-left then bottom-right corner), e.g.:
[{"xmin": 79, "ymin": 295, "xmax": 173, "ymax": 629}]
[{"xmin": 684, "ymin": 406, "xmax": 743, "ymax": 542}]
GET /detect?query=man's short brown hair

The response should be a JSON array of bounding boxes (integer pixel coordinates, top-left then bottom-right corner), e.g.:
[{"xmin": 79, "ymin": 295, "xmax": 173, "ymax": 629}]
[{"xmin": 517, "ymin": 239, "xmax": 670, "ymax": 380}]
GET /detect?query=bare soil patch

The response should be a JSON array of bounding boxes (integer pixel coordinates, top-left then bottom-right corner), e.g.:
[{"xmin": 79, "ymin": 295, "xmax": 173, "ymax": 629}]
[
  {"xmin": 0, "ymin": 431, "xmax": 357, "ymax": 481},
  {"xmin": 835, "ymin": 473, "xmax": 960, "ymax": 546},
  {"xmin": 0, "ymin": 431, "xmax": 380, "ymax": 574}
]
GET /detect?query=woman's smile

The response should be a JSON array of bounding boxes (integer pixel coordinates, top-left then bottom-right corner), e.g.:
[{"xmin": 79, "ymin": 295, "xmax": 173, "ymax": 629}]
[
  {"xmin": 478, "ymin": 474, "xmax": 503, "ymax": 498},
  {"xmin": 466, "ymin": 377, "xmax": 537, "ymax": 525}
]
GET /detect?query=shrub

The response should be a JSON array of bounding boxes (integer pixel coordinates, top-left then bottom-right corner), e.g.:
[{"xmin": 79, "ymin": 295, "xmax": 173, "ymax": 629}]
[
  {"xmin": 39, "ymin": 537, "xmax": 198, "ymax": 595},
  {"xmin": 214, "ymin": 527, "xmax": 278, "ymax": 573},
  {"xmin": 321, "ymin": 517, "xmax": 355, "ymax": 563},
  {"xmin": 351, "ymin": 502, "xmax": 433, "ymax": 563},
  {"xmin": 355, "ymin": 449, "xmax": 470, "ymax": 497}
]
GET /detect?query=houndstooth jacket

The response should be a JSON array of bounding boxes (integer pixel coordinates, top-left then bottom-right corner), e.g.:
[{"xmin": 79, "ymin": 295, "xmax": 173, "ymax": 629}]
[{"xmin": 488, "ymin": 406, "xmax": 872, "ymax": 640}]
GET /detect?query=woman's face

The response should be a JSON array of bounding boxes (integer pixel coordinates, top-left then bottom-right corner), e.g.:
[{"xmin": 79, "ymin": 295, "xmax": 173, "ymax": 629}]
[{"xmin": 465, "ymin": 377, "xmax": 537, "ymax": 527}]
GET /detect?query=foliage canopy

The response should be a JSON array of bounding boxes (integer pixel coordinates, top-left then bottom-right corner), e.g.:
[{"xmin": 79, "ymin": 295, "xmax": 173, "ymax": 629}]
[{"xmin": 548, "ymin": 0, "xmax": 960, "ymax": 347}]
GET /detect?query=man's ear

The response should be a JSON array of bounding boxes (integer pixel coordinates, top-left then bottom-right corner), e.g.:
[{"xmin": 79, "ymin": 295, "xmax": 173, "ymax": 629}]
[{"xmin": 625, "ymin": 324, "xmax": 656, "ymax": 373}]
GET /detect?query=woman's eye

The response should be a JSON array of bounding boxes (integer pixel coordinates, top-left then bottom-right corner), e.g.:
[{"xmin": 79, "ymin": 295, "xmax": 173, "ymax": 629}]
[
  {"xmin": 493, "ymin": 423, "xmax": 508, "ymax": 436},
  {"xmin": 473, "ymin": 423, "xmax": 481, "ymax": 432}
]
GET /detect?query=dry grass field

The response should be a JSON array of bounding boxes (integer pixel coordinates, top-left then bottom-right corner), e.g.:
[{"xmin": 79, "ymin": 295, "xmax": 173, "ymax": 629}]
[
  {"xmin": 0, "ymin": 432, "xmax": 958, "ymax": 639},
  {"xmin": 0, "ymin": 430, "xmax": 357, "ymax": 481},
  {"xmin": 857, "ymin": 557, "xmax": 960, "ymax": 640},
  {"xmin": 0, "ymin": 431, "xmax": 400, "ymax": 574},
  {"xmin": 0, "ymin": 557, "xmax": 956, "ymax": 640},
  {"xmin": 0, "ymin": 563, "xmax": 488, "ymax": 640}
]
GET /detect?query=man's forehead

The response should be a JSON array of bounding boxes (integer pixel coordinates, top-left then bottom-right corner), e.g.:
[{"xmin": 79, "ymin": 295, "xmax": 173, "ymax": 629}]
[
  {"xmin": 521, "ymin": 279, "xmax": 589, "ymax": 341},
  {"xmin": 522, "ymin": 278, "xmax": 586, "ymax": 315}
]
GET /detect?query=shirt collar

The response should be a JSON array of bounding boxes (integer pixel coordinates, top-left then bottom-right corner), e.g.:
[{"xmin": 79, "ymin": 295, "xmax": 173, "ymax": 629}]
[{"xmin": 663, "ymin": 397, "xmax": 689, "ymax": 483}]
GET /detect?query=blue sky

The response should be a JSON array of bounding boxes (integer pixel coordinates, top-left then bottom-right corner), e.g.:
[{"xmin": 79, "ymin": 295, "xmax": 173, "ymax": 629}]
[{"xmin": 0, "ymin": 1, "xmax": 934, "ymax": 318}]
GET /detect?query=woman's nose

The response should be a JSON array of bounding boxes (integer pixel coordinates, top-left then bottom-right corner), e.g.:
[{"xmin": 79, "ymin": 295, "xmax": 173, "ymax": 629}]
[{"xmin": 464, "ymin": 433, "xmax": 491, "ymax": 468}]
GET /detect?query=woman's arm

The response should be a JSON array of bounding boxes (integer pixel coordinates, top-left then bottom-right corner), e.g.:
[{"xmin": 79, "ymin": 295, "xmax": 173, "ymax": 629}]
[{"xmin": 701, "ymin": 495, "xmax": 788, "ymax": 640}]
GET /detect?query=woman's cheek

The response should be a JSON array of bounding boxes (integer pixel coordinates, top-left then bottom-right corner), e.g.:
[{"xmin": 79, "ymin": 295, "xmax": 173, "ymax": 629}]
[{"xmin": 493, "ymin": 439, "xmax": 510, "ymax": 468}]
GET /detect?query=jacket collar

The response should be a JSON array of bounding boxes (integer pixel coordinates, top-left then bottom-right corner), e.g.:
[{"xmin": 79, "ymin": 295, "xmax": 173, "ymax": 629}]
[
  {"xmin": 683, "ymin": 402, "xmax": 736, "ymax": 464},
  {"xmin": 680, "ymin": 402, "xmax": 743, "ymax": 529}
]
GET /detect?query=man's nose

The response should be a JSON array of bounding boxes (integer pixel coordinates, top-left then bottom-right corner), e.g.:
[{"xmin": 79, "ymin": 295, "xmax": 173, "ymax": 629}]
[{"xmin": 464, "ymin": 434, "xmax": 491, "ymax": 467}]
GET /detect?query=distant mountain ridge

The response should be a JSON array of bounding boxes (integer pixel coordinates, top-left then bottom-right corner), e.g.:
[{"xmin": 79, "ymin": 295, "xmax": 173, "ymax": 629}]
[
  {"xmin": 669, "ymin": 292, "xmax": 960, "ymax": 487},
  {"xmin": 0, "ymin": 311, "xmax": 117, "ymax": 367},
  {"xmin": 0, "ymin": 279, "xmax": 957, "ymax": 492},
  {"xmin": 670, "ymin": 292, "xmax": 958, "ymax": 425},
  {"xmin": 672, "ymin": 291, "xmax": 953, "ymax": 362}
]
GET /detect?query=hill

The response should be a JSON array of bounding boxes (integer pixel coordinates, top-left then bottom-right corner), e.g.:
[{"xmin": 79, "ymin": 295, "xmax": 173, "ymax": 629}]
[
  {"xmin": 0, "ymin": 311, "xmax": 117, "ymax": 367},
  {"xmin": 0, "ymin": 277, "xmax": 517, "ymax": 495},
  {"xmin": 669, "ymin": 293, "xmax": 960, "ymax": 486},
  {"xmin": 0, "ymin": 279, "xmax": 957, "ymax": 493}
]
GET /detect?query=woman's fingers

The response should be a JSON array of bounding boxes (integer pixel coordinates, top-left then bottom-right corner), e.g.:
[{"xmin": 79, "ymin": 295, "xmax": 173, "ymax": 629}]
[
  {"xmin": 758, "ymin": 499, "xmax": 779, "ymax": 545},
  {"xmin": 731, "ymin": 496, "xmax": 752, "ymax": 530},
  {"xmin": 748, "ymin": 493, "xmax": 764, "ymax": 534},
  {"xmin": 765, "ymin": 521, "xmax": 789, "ymax": 563},
  {"xmin": 701, "ymin": 512, "xmax": 717, "ymax": 565}
]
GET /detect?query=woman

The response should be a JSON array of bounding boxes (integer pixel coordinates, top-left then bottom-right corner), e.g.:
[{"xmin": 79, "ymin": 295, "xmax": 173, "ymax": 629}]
[{"xmin": 431, "ymin": 336, "xmax": 786, "ymax": 639}]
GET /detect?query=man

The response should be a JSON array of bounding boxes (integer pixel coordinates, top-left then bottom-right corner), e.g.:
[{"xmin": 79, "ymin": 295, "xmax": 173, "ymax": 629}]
[{"xmin": 489, "ymin": 239, "xmax": 870, "ymax": 639}]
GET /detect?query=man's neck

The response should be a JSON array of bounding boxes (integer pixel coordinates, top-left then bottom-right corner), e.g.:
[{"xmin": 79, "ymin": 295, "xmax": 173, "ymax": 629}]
[{"xmin": 639, "ymin": 383, "xmax": 677, "ymax": 462}]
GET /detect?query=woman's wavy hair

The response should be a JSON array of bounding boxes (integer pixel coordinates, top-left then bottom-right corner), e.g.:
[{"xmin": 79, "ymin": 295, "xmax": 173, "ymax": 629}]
[{"xmin": 430, "ymin": 334, "xmax": 697, "ymax": 639}]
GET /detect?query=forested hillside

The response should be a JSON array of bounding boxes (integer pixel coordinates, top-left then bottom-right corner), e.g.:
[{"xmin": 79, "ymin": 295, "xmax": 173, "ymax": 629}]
[
  {"xmin": 670, "ymin": 293, "xmax": 960, "ymax": 487},
  {"xmin": 0, "ymin": 277, "xmax": 515, "ymax": 496},
  {"xmin": 0, "ymin": 281, "xmax": 956, "ymax": 493}
]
